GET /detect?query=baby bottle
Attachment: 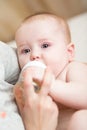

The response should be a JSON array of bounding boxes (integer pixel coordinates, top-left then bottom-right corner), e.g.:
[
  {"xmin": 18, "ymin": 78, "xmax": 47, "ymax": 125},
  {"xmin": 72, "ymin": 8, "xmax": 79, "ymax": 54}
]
[{"xmin": 19, "ymin": 61, "xmax": 46, "ymax": 93}]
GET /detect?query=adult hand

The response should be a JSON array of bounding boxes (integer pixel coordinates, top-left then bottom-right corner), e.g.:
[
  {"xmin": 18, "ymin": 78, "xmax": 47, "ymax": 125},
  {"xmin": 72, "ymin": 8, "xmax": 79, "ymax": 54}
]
[{"xmin": 14, "ymin": 68, "xmax": 59, "ymax": 130}]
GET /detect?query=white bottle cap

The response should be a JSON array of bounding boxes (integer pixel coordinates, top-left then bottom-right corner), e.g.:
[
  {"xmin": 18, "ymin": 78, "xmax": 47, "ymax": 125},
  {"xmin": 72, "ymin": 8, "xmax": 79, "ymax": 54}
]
[{"xmin": 22, "ymin": 61, "xmax": 46, "ymax": 71}]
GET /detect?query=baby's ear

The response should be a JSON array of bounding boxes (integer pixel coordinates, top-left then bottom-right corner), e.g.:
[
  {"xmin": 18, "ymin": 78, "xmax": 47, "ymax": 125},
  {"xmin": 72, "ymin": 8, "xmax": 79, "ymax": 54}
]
[{"xmin": 67, "ymin": 42, "xmax": 75, "ymax": 62}]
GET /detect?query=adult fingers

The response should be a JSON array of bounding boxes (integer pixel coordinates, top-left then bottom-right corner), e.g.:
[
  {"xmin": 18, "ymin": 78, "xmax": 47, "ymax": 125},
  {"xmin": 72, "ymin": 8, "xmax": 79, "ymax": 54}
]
[
  {"xmin": 40, "ymin": 68, "xmax": 53, "ymax": 96},
  {"xmin": 22, "ymin": 69, "xmax": 36, "ymax": 99},
  {"xmin": 14, "ymin": 85, "xmax": 24, "ymax": 116}
]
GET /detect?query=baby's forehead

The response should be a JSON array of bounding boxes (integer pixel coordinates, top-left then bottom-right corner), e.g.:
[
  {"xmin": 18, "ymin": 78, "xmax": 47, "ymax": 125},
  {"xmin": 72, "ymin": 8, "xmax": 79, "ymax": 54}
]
[
  {"xmin": 16, "ymin": 14, "xmax": 71, "ymax": 43},
  {"xmin": 24, "ymin": 14, "xmax": 63, "ymax": 26},
  {"xmin": 22, "ymin": 15, "xmax": 65, "ymax": 34},
  {"xmin": 22, "ymin": 18, "xmax": 65, "ymax": 39}
]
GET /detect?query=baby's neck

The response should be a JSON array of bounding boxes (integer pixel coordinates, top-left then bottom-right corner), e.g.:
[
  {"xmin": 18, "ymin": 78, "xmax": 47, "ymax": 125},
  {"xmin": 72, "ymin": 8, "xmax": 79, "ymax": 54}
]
[{"xmin": 56, "ymin": 64, "xmax": 68, "ymax": 81}]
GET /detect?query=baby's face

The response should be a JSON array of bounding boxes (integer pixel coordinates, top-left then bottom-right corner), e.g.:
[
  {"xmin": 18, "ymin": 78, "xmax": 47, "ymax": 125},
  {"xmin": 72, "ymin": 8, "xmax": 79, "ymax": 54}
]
[{"xmin": 15, "ymin": 18, "xmax": 73, "ymax": 77}]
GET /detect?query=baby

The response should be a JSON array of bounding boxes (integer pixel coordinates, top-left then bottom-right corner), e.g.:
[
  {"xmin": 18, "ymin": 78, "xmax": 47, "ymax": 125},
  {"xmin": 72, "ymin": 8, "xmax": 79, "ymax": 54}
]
[{"xmin": 14, "ymin": 13, "xmax": 87, "ymax": 130}]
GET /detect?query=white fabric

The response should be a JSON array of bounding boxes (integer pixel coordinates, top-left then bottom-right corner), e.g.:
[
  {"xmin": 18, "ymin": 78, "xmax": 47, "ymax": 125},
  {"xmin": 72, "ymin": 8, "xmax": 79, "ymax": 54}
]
[
  {"xmin": 0, "ymin": 81, "xmax": 25, "ymax": 130},
  {"xmin": 0, "ymin": 41, "xmax": 25, "ymax": 130},
  {"xmin": 0, "ymin": 41, "xmax": 20, "ymax": 83}
]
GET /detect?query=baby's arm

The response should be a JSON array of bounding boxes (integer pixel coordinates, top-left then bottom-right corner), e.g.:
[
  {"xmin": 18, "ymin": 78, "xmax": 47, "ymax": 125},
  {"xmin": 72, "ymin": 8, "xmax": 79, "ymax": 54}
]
[{"xmin": 49, "ymin": 62, "xmax": 87, "ymax": 109}]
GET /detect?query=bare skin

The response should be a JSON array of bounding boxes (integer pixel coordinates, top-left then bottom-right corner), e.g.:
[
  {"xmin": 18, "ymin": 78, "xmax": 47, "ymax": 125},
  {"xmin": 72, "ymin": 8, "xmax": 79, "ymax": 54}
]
[
  {"xmin": 14, "ymin": 62, "xmax": 87, "ymax": 130},
  {"xmin": 14, "ymin": 68, "xmax": 58, "ymax": 130},
  {"xmin": 14, "ymin": 13, "xmax": 87, "ymax": 130}
]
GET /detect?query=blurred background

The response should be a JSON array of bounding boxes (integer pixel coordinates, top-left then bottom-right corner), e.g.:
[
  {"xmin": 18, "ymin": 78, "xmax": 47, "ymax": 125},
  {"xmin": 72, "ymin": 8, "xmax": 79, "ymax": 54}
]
[{"xmin": 0, "ymin": 0, "xmax": 87, "ymax": 42}]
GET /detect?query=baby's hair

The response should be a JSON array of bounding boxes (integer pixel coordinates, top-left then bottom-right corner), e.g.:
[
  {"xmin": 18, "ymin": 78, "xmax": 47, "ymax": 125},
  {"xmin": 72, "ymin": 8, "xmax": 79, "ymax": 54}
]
[{"xmin": 19, "ymin": 12, "xmax": 71, "ymax": 43}]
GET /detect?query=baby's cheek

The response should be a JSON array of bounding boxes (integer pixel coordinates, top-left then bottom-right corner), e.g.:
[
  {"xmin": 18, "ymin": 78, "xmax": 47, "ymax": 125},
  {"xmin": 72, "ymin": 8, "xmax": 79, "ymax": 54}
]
[{"xmin": 19, "ymin": 58, "xmax": 29, "ymax": 69}]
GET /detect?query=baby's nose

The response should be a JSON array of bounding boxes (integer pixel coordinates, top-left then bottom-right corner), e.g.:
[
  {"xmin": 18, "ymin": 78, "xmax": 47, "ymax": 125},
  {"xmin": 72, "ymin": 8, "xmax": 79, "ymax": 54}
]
[
  {"xmin": 30, "ymin": 51, "xmax": 40, "ymax": 61},
  {"xmin": 32, "ymin": 55, "xmax": 40, "ymax": 60}
]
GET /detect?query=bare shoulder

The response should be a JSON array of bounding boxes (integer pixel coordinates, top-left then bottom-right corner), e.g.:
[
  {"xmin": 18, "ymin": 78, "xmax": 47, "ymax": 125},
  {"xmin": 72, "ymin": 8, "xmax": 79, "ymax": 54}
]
[
  {"xmin": 68, "ymin": 61, "xmax": 87, "ymax": 69},
  {"xmin": 66, "ymin": 61, "xmax": 87, "ymax": 82}
]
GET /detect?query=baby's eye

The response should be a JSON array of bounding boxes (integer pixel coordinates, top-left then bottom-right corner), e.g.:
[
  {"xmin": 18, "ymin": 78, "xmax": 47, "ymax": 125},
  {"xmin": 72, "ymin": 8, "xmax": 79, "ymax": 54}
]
[
  {"xmin": 22, "ymin": 49, "xmax": 30, "ymax": 54},
  {"xmin": 41, "ymin": 43, "xmax": 49, "ymax": 48}
]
